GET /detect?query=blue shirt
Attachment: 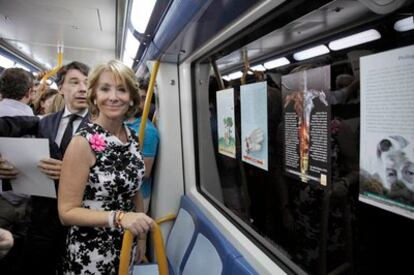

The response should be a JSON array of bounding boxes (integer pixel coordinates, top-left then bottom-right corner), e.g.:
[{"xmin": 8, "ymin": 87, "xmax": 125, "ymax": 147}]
[{"xmin": 125, "ymin": 117, "xmax": 159, "ymax": 198}]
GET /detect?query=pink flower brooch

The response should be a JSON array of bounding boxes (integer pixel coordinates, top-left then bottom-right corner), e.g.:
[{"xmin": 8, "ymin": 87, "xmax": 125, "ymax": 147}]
[{"xmin": 89, "ymin": 133, "xmax": 106, "ymax": 152}]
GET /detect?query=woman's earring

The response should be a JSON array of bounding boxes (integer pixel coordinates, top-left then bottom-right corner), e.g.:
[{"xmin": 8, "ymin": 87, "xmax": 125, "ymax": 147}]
[
  {"xmin": 93, "ymin": 100, "xmax": 97, "ymax": 105},
  {"xmin": 129, "ymin": 101, "xmax": 133, "ymax": 106}
]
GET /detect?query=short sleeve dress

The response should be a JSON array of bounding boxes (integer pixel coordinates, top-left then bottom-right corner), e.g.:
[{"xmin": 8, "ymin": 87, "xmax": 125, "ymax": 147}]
[{"xmin": 63, "ymin": 122, "xmax": 145, "ymax": 275}]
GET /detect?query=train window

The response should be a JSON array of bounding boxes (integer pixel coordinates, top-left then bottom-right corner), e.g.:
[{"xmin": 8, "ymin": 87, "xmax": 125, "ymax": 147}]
[{"xmin": 192, "ymin": 1, "xmax": 413, "ymax": 274}]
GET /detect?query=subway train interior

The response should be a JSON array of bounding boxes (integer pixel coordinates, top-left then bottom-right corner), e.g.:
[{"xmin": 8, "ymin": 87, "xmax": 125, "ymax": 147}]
[{"xmin": 0, "ymin": 0, "xmax": 414, "ymax": 274}]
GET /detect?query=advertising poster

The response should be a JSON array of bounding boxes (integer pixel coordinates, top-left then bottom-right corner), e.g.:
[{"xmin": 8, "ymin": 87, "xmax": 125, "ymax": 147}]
[
  {"xmin": 359, "ymin": 45, "xmax": 414, "ymax": 219},
  {"xmin": 216, "ymin": 88, "xmax": 236, "ymax": 158},
  {"xmin": 240, "ymin": 81, "xmax": 268, "ymax": 170},
  {"xmin": 282, "ymin": 65, "xmax": 331, "ymax": 186}
]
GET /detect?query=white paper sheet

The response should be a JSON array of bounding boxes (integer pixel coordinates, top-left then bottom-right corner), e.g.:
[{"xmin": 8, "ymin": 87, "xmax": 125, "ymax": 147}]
[{"xmin": 0, "ymin": 137, "xmax": 56, "ymax": 198}]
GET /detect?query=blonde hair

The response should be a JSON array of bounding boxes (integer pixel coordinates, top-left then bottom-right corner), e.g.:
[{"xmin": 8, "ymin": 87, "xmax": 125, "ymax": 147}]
[
  {"xmin": 34, "ymin": 87, "xmax": 57, "ymax": 115},
  {"xmin": 45, "ymin": 93, "xmax": 65, "ymax": 114},
  {"xmin": 87, "ymin": 60, "xmax": 140, "ymax": 119}
]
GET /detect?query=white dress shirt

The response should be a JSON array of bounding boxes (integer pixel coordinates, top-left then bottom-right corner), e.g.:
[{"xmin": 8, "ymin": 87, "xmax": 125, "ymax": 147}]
[{"xmin": 55, "ymin": 107, "xmax": 88, "ymax": 146}]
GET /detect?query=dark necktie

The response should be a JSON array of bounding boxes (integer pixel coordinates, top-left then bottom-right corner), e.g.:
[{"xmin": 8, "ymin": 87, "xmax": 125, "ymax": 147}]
[
  {"xmin": 60, "ymin": 114, "xmax": 79, "ymax": 154},
  {"xmin": 2, "ymin": 179, "xmax": 12, "ymax": 191}
]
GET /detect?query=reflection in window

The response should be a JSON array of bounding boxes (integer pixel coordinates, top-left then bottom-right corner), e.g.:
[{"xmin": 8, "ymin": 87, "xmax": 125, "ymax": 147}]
[{"xmin": 193, "ymin": 1, "xmax": 414, "ymax": 274}]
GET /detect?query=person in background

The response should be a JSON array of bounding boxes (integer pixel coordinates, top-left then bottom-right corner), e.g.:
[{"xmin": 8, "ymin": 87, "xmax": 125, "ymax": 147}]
[
  {"xmin": 329, "ymin": 74, "xmax": 359, "ymax": 105},
  {"xmin": 44, "ymin": 92, "xmax": 65, "ymax": 114},
  {"xmin": 0, "ymin": 67, "xmax": 35, "ymax": 117},
  {"xmin": 0, "ymin": 116, "xmax": 39, "ymax": 137},
  {"xmin": 30, "ymin": 77, "xmax": 49, "ymax": 113},
  {"xmin": 0, "ymin": 228, "xmax": 13, "ymax": 259},
  {"xmin": 22, "ymin": 61, "xmax": 90, "ymax": 275},
  {"xmin": 137, "ymin": 77, "xmax": 156, "ymax": 120},
  {"xmin": 0, "ymin": 67, "xmax": 34, "ymax": 274},
  {"xmin": 125, "ymin": 77, "xmax": 159, "ymax": 213},
  {"xmin": 58, "ymin": 60, "xmax": 153, "ymax": 274},
  {"xmin": 34, "ymin": 88, "xmax": 59, "ymax": 116}
]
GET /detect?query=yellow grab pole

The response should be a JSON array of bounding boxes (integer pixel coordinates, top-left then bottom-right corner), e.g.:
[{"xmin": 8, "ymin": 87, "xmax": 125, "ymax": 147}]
[
  {"xmin": 152, "ymin": 223, "xmax": 168, "ymax": 275},
  {"xmin": 40, "ymin": 66, "xmax": 60, "ymax": 83},
  {"xmin": 138, "ymin": 59, "xmax": 160, "ymax": 145},
  {"xmin": 57, "ymin": 45, "xmax": 63, "ymax": 66},
  {"xmin": 41, "ymin": 46, "xmax": 63, "ymax": 83},
  {"xmin": 118, "ymin": 230, "xmax": 134, "ymax": 275},
  {"xmin": 155, "ymin": 214, "xmax": 176, "ymax": 225},
  {"xmin": 118, "ymin": 59, "xmax": 161, "ymax": 275}
]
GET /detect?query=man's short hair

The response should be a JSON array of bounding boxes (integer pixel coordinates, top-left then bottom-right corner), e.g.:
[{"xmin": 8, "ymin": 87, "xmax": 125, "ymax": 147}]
[
  {"xmin": 138, "ymin": 77, "xmax": 150, "ymax": 91},
  {"xmin": 0, "ymin": 68, "xmax": 33, "ymax": 100},
  {"xmin": 56, "ymin": 61, "xmax": 90, "ymax": 86}
]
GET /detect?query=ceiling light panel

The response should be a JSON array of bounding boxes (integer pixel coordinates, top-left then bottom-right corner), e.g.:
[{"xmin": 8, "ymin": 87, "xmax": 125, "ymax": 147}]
[
  {"xmin": 328, "ymin": 29, "xmax": 381, "ymax": 51},
  {"xmin": 293, "ymin": 45, "xmax": 329, "ymax": 61},
  {"xmin": 263, "ymin": 57, "xmax": 290, "ymax": 69},
  {"xmin": 394, "ymin": 16, "xmax": 414, "ymax": 32},
  {"xmin": 130, "ymin": 0, "xmax": 156, "ymax": 33}
]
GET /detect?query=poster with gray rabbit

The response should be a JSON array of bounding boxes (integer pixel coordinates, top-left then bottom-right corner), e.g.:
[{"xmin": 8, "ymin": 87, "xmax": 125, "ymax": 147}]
[
  {"xmin": 359, "ymin": 45, "xmax": 414, "ymax": 219},
  {"xmin": 240, "ymin": 81, "xmax": 268, "ymax": 170}
]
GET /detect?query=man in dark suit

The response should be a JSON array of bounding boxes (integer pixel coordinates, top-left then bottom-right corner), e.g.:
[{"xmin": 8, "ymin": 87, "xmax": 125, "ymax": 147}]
[
  {"xmin": 0, "ymin": 116, "xmax": 39, "ymax": 137},
  {"xmin": 22, "ymin": 61, "xmax": 90, "ymax": 275}
]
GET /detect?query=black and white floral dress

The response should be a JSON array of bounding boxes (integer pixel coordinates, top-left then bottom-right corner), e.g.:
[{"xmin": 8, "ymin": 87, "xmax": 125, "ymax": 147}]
[{"xmin": 63, "ymin": 122, "xmax": 145, "ymax": 275}]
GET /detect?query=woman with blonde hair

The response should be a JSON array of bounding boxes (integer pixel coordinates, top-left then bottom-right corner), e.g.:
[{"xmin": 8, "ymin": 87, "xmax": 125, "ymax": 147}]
[
  {"xmin": 58, "ymin": 60, "xmax": 153, "ymax": 274},
  {"xmin": 44, "ymin": 93, "xmax": 65, "ymax": 114},
  {"xmin": 31, "ymin": 81, "xmax": 49, "ymax": 115},
  {"xmin": 34, "ymin": 88, "xmax": 59, "ymax": 116}
]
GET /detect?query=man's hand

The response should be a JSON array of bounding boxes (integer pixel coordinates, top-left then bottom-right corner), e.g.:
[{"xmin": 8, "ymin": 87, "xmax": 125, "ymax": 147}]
[
  {"xmin": 0, "ymin": 156, "xmax": 18, "ymax": 179},
  {"xmin": 38, "ymin": 158, "xmax": 62, "ymax": 180},
  {"xmin": 0, "ymin": 228, "xmax": 14, "ymax": 259}
]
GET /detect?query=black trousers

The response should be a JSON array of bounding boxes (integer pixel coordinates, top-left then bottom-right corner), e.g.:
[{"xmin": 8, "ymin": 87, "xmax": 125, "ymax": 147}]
[{"xmin": 23, "ymin": 197, "xmax": 67, "ymax": 275}]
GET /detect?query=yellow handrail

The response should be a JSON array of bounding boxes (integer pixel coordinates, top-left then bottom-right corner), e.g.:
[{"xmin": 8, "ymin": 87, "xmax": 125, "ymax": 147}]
[
  {"xmin": 118, "ymin": 213, "xmax": 176, "ymax": 275},
  {"xmin": 118, "ymin": 59, "xmax": 161, "ymax": 275},
  {"xmin": 152, "ymin": 222, "xmax": 168, "ymax": 275},
  {"xmin": 118, "ymin": 222, "xmax": 169, "ymax": 275},
  {"xmin": 118, "ymin": 230, "xmax": 134, "ymax": 275},
  {"xmin": 155, "ymin": 214, "xmax": 176, "ymax": 224},
  {"xmin": 41, "ymin": 46, "xmax": 63, "ymax": 83},
  {"xmin": 138, "ymin": 59, "xmax": 160, "ymax": 145}
]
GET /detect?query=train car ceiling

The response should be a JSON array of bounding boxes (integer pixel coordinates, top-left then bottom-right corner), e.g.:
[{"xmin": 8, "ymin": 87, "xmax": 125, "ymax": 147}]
[
  {"xmin": 135, "ymin": 0, "xmax": 412, "ymax": 75},
  {"xmin": 122, "ymin": 0, "xmax": 170, "ymax": 71},
  {"xmin": 214, "ymin": 0, "xmax": 386, "ymax": 75},
  {"xmin": 0, "ymin": 0, "xmax": 119, "ymax": 71},
  {"xmin": 135, "ymin": 0, "xmax": 284, "ymax": 74}
]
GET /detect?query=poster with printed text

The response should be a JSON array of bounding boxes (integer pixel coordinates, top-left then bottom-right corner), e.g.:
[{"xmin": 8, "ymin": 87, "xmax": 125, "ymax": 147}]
[
  {"xmin": 359, "ymin": 45, "xmax": 414, "ymax": 219},
  {"xmin": 216, "ymin": 88, "xmax": 236, "ymax": 158},
  {"xmin": 282, "ymin": 65, "xmax": 331, "ymax": 186},
  {"xmin": 240, "ymin": 81, "xmax": 268, "ymax": 170}
]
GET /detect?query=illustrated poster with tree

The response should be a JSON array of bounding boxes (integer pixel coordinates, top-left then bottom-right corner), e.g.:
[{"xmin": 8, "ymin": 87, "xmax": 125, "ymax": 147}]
[{"xmin": 217, "ymin": 88, "xmax": 236, "ymax": 158}]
